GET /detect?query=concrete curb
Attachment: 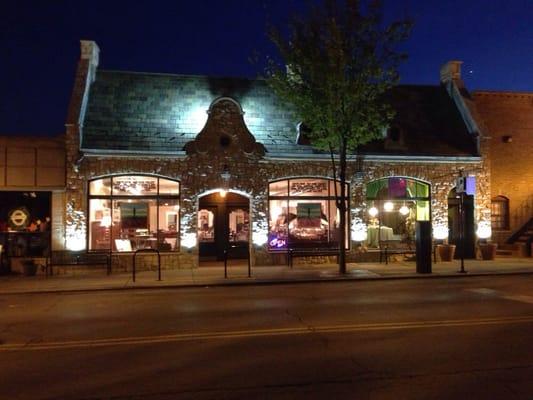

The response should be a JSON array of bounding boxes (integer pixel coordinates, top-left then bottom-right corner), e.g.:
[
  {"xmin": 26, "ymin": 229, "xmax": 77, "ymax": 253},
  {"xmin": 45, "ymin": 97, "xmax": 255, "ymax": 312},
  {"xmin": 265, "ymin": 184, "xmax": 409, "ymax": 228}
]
[{"xmin": 3, "ymin": 269, "xmax": 533, "ymax": 296}]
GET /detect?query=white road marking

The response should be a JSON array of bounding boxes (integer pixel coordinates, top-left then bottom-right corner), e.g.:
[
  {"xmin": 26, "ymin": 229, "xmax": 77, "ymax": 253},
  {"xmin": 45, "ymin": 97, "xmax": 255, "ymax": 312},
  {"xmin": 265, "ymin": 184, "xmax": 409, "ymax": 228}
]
[{"xmin": 467, "ymin": 288, "xmax": 533, "ymax": 304}]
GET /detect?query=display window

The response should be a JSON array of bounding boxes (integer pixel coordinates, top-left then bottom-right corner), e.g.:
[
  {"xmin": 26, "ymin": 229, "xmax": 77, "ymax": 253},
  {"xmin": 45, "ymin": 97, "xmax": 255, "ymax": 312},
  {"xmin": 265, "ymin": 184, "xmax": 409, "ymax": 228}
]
[
  {"xmin": 88, "ymin": 175, "xmax": 180, "ymax": 252},
  {"xmin": 268, "ymin": 178, "xmax": 349, "ymax": 250},
  {"xmin": 0, "ymin": 191, "xmax": 51, "ymax": 257},
  {"xmin": 365, "ymin": 177, "xmax": 431, "ymax": 248}
]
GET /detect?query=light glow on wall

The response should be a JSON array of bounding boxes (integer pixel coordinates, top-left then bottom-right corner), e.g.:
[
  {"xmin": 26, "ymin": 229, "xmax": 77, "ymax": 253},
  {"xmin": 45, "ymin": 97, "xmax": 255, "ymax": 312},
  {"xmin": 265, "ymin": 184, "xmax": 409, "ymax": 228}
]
[
  {"xmin": 476, "ymin": 222, "xmax": 492, "ymax": 239},
  {"xmin": 351, "ymin": 222, "xmax": 368, "ymax": 242},
  {"xmin": 66, "ymin": 228, "xmax": 86, "ymax": 251},
  {"xmin": 252, "ymin": 230, "xmax": 268, "ymax": 246},
  {"xmin": 182, "ymin": 232, "xmax": 197, "ymax": 249},
  {"xmin": 433, "ymin": 225, "xmax": 449, "ymax": 240}
]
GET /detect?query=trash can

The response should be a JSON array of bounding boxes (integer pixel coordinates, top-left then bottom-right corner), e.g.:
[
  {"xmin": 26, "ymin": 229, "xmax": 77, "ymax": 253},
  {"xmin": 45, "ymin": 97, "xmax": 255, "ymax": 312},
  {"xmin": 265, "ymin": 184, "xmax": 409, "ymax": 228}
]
[{"xmin": 416, "ymin": 221, "xmax": 432, "ymax": 274}]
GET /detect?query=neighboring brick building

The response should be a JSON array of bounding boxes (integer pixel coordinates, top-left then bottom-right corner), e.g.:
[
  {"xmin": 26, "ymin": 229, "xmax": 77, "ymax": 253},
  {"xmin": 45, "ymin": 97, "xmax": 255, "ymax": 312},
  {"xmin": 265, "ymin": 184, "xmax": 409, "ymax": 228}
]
[
  {"xmin": 59, "ymin": 40, "xmax": 493, "ymax": 268},
  {"xmin": 474, "ymin": 91, "xmax": 533, "ymax": 252},
  {"xmin": 0, "ymin": 135, "xmax": 66, "ymax": 272}
]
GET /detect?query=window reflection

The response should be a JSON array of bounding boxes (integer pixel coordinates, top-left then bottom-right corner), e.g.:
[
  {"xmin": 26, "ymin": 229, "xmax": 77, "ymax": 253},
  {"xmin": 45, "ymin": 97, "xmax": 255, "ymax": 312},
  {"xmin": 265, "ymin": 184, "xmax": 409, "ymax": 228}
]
[
  {"xmin": 228, "ymin": 209, "xmax": 249, "ymax": 242},
  {"xmin": 198, "ymin": 209, "xmax": 215, "ymax": 243}
]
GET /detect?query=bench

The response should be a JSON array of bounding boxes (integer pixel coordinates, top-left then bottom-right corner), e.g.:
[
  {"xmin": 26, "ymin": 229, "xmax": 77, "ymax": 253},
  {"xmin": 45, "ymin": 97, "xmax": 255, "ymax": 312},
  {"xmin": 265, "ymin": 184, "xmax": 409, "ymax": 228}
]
[
  {"xmin": 46, "ymin": 251, "xmax": 112, "ymax": 276},
  {"xmin": 379, "ymin": 240, "xmax": 415, "ymax": 265},
  {"xmin": 287, "ymin": 248, "xmax": 340, "ymax": 268}
]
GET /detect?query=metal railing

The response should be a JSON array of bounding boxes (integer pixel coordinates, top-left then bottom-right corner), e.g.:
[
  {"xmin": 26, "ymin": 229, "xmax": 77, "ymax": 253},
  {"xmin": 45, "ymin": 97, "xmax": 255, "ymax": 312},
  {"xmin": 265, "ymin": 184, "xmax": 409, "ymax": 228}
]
[
  {"xmin": 223, "ymin": 244, "xmax": 251, "ymax": 279},
  {"xmin": 132, "ymin": 249, "xmax": 161, "ymax": 283}
]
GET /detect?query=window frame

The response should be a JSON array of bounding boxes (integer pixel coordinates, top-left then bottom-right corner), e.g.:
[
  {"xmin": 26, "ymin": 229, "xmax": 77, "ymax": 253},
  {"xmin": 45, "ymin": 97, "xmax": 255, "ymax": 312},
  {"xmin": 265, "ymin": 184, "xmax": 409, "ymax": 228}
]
[
  {"xmin": 268, "ymin": 177, "xmax": 349, "ymax": 251},
  {"xmin": 366, "ymin": 176, "xmax": 431, "ymax": 222},
  {"xmin": 87, "ymin": 174, "xmax": 180, "ymax": 253},
  {"xmin": 491, "ymin": 196, "xmax": 510, "ymax": 231}
]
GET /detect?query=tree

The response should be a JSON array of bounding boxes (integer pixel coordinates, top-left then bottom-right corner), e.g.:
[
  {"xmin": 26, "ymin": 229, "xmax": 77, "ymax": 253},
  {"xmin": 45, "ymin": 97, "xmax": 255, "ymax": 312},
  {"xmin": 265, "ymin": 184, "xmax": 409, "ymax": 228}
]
[{"xmin": 266, "ymin": 0, "xmax": 411, "ymax": 274}]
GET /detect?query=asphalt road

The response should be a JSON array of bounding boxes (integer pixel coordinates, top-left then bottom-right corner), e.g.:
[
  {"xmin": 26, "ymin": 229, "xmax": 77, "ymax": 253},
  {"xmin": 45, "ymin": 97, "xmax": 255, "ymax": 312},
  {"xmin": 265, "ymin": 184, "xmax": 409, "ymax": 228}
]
[{"xmin": 1, "ymin": 275, "xmax": 532, "ymax": 399}]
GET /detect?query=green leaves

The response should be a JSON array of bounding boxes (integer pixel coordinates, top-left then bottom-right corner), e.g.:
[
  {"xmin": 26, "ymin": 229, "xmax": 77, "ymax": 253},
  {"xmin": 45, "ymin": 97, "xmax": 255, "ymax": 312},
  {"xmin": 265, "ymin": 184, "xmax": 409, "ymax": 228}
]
[{"xmin": 265, "ymin": 0, "xmax": 411, "ymax": 153}]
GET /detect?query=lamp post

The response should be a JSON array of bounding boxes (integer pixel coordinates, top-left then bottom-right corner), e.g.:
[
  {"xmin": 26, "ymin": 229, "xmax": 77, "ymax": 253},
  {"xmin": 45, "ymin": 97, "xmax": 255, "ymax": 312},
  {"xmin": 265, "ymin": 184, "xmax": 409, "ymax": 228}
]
[
  {"xmin": 458, "ymin": 191, "xmax": 467, "ymax": 273},
  {"xmin": 456, "ymin": 173, "xmax": 467, "ymax": 273}
]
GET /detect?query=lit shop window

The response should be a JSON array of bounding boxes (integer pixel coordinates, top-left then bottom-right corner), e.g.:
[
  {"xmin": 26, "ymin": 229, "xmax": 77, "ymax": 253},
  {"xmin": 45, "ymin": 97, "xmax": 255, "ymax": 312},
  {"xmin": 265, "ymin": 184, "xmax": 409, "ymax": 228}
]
[
  {"xmin": 88, "ymin": 175, "xmax": 180, "ymax": 252},
  {"xmin": 365, "ymin": 177, "xmax": 430, "ymax": 248},
  {"xmin": 268, "ymin": 178, "xmax": 349, "ymax": 250}
]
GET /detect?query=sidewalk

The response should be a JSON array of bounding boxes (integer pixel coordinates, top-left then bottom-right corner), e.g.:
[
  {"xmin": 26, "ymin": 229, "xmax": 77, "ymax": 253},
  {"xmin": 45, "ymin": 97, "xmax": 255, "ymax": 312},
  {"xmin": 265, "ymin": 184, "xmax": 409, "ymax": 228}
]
[{"xmin": 1, "ymin": 258, "xmax": 532, "ymax": 295}]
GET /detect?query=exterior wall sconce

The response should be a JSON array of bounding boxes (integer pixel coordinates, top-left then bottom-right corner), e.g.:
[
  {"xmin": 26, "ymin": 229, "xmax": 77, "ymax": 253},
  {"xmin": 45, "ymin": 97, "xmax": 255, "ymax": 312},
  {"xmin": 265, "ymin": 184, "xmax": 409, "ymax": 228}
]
[
  {"xmin": 368, "ymin": 206, "xmax": 379, "ymax": 217},
  {"xmin": 221, "ymin": 164, "xmax": 231, "ymax": 180},
  {"xmin": 220, "ymin": 164, "xmax": 230, "ymax": 198}
]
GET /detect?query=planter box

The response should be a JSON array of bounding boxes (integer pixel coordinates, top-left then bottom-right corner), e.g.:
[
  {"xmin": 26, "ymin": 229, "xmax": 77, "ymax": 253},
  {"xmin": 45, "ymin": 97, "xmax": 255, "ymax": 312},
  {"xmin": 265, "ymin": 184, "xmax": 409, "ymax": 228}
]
[
  {"xmin": 479, "ymin": 243, "xmax": 497, "ymax": 260},
  {"xmin": 437, "ymin": 244, "xmax": 456, "ymax": 262}
]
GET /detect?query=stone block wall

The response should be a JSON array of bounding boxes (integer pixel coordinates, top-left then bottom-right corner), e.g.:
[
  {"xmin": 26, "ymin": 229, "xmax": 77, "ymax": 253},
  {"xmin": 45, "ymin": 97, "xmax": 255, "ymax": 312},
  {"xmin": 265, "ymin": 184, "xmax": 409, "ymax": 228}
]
[
  {"xmin": 62, "ymin": 42, "xmax": 489, "ymax": 266},
  {"xmin": 65, "ymin": 149, "xmax": 485, "ymax": 268}
]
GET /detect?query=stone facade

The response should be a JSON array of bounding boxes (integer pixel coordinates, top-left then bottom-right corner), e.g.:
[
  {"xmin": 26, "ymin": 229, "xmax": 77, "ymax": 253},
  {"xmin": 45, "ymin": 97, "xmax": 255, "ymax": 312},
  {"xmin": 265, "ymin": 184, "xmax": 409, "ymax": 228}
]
[
  {"xmin": 62, "ymin": 41, "xmax": 490, "ymax": 269},
  {"xmin": 66, "ymin": 97, "xmax": 487, "ymax": 267}
]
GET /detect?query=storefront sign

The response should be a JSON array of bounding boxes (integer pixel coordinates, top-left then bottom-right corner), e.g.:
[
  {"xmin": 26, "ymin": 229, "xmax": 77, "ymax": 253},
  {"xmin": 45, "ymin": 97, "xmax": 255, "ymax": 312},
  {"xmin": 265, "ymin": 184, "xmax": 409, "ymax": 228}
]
[
  {"xmin": 113, "ymin": 177, "xmax": 157, "ymax": 194},
  {"xmin": 8, "ymin": 207, "xmax": 30, "ymax": 230},
  {"xmin": 290, "ymin": 181, "xmax": 327, "ymax": 195}
]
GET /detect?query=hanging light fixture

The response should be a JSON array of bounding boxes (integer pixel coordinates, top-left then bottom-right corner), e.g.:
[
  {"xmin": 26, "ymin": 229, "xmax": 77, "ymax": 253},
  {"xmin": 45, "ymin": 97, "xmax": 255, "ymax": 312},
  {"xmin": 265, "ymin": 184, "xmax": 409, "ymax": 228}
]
[
  {"xmin": 368, "ymin": 206, "xmax": 379, "ymax": 217},
  {"xmin": 384, "ymin": 201, "xmax": 394, "ymax": 212}
]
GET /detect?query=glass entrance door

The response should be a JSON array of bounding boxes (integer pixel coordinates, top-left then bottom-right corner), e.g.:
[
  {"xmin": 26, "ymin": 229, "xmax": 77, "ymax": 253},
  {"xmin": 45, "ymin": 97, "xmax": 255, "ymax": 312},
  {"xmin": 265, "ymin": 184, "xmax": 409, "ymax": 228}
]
[
  {"xmin": 198, "ymin": 192, "xmax": 249, "ymax": 262},
  {"xmin": 227, "ymin": 207, "xmax": 249, "ymax": 259}
]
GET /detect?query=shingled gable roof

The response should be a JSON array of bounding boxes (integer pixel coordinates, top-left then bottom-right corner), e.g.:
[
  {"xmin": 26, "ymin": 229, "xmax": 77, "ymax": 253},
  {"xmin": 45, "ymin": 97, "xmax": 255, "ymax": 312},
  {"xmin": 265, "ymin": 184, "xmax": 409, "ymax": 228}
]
[{"xmin": 81, "ymin": 70, "xmax": 478, "ymax": 157}]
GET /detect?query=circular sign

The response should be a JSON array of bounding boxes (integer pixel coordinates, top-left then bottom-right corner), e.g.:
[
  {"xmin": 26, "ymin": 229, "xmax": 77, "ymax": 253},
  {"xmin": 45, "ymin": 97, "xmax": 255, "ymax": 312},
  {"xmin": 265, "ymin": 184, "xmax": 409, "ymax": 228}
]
[{"xmin": 8, "ymin": 207, "xmax": 30, "ymax": 230}]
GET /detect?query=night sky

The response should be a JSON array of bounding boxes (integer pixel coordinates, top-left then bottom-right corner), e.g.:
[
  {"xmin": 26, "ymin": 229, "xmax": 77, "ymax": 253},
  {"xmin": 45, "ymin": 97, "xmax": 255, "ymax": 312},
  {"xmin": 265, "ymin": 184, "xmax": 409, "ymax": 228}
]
[{"xmin": 1, "ymin": 0, "xmax": 532, "ymax": 136}]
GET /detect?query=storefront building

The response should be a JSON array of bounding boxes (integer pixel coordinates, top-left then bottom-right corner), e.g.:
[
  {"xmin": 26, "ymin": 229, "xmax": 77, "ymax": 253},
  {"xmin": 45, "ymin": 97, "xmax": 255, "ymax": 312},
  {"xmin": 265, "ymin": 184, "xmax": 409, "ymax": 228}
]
[
  {"xmin": 63, "ymin": 41, "xmax": 491, "ymax": 268},
  {"xmin": 0, "ymin": 135, "xmax": 65, "ymax": 272}
]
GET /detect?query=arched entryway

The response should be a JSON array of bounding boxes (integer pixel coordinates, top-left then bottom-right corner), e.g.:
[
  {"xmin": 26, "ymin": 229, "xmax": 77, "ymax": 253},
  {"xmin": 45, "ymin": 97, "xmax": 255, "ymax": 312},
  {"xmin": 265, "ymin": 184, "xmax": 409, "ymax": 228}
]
[
  {"xmin": 198, "ymin": 191, "xmax": 250, "ymax": 261},
  {"xmin": 448, "ymin": 188, "xmax": 476, "ymax": 258}
]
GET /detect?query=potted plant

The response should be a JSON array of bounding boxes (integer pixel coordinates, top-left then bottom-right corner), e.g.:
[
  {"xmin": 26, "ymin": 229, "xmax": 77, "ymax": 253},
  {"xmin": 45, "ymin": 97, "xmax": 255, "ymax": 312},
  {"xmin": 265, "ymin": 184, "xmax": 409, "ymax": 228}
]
[
  {"xmin": 437, "ymin": 243, "xmax": 456, "ymax": 262},
  {"xmin": 478, "ymin": 241, "xmax": 497, "ymax": 260},
  {"xmin": 21, "ymin": 258, "xmax": 38, "ymax": 276}
]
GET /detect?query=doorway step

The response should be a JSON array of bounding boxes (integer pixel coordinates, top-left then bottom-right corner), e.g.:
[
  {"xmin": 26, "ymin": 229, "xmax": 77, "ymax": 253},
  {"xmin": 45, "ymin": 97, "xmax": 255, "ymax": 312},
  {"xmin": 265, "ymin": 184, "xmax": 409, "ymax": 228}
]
[{"xmin": 505, "ymin": 217, "xmax": 533, "ymax": 257}]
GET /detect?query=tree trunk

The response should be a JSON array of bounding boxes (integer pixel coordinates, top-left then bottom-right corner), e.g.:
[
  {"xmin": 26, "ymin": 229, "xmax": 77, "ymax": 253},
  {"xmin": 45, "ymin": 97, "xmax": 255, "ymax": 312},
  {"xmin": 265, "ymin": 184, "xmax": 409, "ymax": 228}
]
[
  {"xmin": 338, "ymin": 139, "xmax": 348, "ymax": 274},
  {"xmin": 329, "ymin": 139, "xmax": 348, "ymax": 275}
]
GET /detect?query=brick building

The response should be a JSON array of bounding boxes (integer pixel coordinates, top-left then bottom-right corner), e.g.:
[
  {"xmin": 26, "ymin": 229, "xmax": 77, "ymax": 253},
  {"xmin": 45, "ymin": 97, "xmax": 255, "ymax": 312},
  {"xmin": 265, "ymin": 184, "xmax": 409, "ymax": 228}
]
[
  {"xmin": 474, "ymin": 91, "xmax": 533, "ymax": 254},
  {"xmin": 0, "ymin": 135, "xmax": 65, "ymax": 272}
]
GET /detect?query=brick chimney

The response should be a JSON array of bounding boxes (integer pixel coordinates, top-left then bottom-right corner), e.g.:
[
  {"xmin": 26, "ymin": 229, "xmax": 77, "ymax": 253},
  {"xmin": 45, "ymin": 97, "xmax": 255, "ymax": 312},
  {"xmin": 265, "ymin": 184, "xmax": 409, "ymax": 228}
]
[
  {"xmin": 80, "ymin": 40, "xmax": 100, "ymax": 83},
  {"xmin": 440, "ymin": 60, "xmax": 463, "ymax": 86}
]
